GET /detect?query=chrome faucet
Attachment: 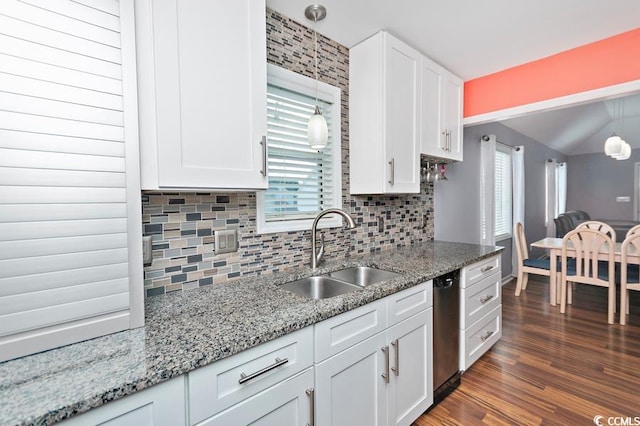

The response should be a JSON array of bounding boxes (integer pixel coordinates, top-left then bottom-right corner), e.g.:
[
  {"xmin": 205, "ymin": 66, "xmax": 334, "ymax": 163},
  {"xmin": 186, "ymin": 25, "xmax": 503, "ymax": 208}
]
[{"xmin": 311, "ymin": 208, "xmax": 357, "ymax": 271}]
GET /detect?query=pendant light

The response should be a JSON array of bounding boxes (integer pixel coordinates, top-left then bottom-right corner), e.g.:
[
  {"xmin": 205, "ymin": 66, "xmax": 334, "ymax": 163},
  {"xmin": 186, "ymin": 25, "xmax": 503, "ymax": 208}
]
[
  {"xmin": 604, "ymin": 98, "xmax": 624, "ymax": 157},
  {"xmin": 305, "ymin": 4, "xmax": 328, "ymax": 150}
]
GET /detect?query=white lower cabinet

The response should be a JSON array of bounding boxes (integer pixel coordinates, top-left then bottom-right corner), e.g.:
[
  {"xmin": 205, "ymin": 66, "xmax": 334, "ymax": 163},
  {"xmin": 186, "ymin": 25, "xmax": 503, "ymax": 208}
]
[
  {"xmin": 459, "ymin": 255, "xmax": 503, "ymax": 371},
  {"xmin": 61, "ymin": 377, "xmax": 186, "ymax": 426},
  {"xmin": 314, "ymin": 283, "xmax": 433, "ymax": 426},
  {"xmin": 196, "ymin": 368, "xmax": 314, "ymax": 426}
]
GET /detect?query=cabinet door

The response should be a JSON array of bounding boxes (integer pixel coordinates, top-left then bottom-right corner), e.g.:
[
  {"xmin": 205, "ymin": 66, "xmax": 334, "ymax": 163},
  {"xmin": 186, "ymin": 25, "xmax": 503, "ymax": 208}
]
[
  {"xmin": 62, "ymin": 378, "xmax": 186, "ymax": 426},
  {"xmin": 384, "ymin": 35, "xmax": 421, "ymax": 193},
  {"xmin": 442, "ymin": 72, "xmax": 463, "ymax": 162},
  {"xmin": 197, "ymin": 369, "xmax": 313, "ymax": 426},
  {"xmin": 145, "ymin": 0, "xmax": 267, "ymax": 189},
  {"xmin": 388, "ymin": 310, "xmax": 432, "ymax": 426},
  {"xmin": 420, "ymin": 60, "xmax": 444, "ymax": 157},
  {"xmin": 315, "ymin": 332, "xmax": 388, "ymax": 426}
]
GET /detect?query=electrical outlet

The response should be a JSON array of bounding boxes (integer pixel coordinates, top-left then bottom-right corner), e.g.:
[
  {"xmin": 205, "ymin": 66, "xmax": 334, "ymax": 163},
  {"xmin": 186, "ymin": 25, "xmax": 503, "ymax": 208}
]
[
  {"xmin": 215, "ymin": 229, "xmax": 238, "ymax": 254},
  {"xmin": 616, "ymin": 196, "xmax": 631, "ymax": 203},
  {"xmin": 142, "ymin": 235, "xmax": 153, "ymax": 266},
  {"xmin": 378, "ymin": 216, "xmax": 384, "ymax": 233}
]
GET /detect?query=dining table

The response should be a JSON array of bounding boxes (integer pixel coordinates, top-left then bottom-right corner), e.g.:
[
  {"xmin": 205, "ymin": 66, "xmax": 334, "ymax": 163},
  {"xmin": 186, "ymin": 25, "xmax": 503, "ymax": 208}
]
[{"xmin": 530, "ymin": 237, "xmax": 640, "ymax": 306}]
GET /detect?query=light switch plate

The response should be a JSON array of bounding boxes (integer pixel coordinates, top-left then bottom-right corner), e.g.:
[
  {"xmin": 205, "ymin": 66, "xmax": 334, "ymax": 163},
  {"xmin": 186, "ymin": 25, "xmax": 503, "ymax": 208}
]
[{"xmin": 215, "ymin": 229, "xmax": 238, "ymax": 254}]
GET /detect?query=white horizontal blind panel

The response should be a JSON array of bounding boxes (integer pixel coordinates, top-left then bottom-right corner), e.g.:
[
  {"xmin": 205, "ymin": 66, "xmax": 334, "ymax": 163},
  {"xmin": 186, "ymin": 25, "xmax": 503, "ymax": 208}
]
[
  {"xmin": 265, "ymin": 84, "xmax": 335, "ymax": 222},
  {"xmin": 20, "ymin": 0, "xmax": 120, "ymax": 32},
  {"xmin": 0, "ymin": 14, "xmax": 121, "ymax": 63},
  {"xmin": 0, "ymin": 203, "xmax": 127, "ymax": 222},
  {"xmin": 0, "ymin": 1, "xmax": 120, "ymax": 47},
  {"xmin": 0, "ymin": 293, "xmax": 130, "ymax": 336},
  {"xmin": 1, "ymin": 168, "xmax": 126, "ymax": 188},
  {"xmin": 494, "ymin": 146, "xmax": 512, "ymax": 240},
  {"xmin": 0, "ymin": 111, "xmax": 124, "ymax": 141},
  {"xmin": 0, "ymin": 34, "xmax": 121, "ymax": 79},
  {"xmin": 0, "ymin": 54, "xmax": 122, "ymax": 94},
  {"xmin": 0, "ymin": 233, "xmax": 129, "ymax": 260},
  {"xmin": 0, "ymin": 73, "xmax": 123, "ymax": 111},
  {"xmin": 0, "ymin": 218, "xmax": 127, "ymax": 241},
  {"xmin": 0, "ymin": 149, "xmax": 125, "ymax": 171},
  {"xmin": 0, "ymin": 130, "xmax": 125, "ymax": 157},
  {"xmin": 1, "ymin": 277, "xmax": 128, "ymax": 315},
  {"xmin": 0, "ymin": 263, "xmax": 129, "ymax": 297},
  {"xmin": 0, "ymin": 248, "xmax": 129, "ymax": 278},
  {"xmin": 0, "ymin": 0, "xmax": 131, "ymax": 342}
]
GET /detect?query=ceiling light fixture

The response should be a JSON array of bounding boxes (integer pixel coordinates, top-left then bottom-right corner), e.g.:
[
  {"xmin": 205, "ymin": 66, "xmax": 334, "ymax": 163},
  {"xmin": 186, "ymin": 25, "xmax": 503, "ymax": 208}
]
[
  {"xmin": 305, "ymin": 4, "xmax": 328, "ymax": 150},
  {"xmin": 604, "ymin": 98, "xmax": 627, "ymax": 159}
]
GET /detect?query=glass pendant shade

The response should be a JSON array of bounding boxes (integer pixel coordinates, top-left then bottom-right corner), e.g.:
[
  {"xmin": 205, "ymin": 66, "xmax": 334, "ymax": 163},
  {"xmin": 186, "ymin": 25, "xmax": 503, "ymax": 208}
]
[
  {"xmin": 613, "ymin": 141, "xmax": 631, "ymax": 160},
  {"xmin": 604, "ymin": 134, "xmax": 623, "ymax": 156},
  {"xmin": 308, "ymin": 106, "xmax": 328, "ymax": 149}
]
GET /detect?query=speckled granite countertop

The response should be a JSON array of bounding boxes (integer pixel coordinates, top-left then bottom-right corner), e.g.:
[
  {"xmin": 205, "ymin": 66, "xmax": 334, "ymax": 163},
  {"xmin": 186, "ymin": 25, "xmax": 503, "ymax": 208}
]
[{"xmin": 0, "ymin": 241, "xmax": 502, "ymax": 426}]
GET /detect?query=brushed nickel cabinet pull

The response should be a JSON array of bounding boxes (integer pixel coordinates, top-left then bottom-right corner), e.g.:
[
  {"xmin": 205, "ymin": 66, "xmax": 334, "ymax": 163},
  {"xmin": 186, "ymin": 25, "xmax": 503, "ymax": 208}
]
[
  {"xmin": 260, "ymin": 136, "xmax": 267, "ymax": 177},
  {"xmin": 388, "ymin": 158, "xmax": 395, "ymax": 185},
  {"xmin": 381, "ymin": 346, "xmax": 390, "ymax": 383},
  {"xmin": 480, "ymin": 330, "xmax": 494, "ymax": 342},
  {"xmin": 238, "ymin": 357, "xmax": 288, "ymax": 384},
  {"xmin": 306, "ymin": 388, "xmax": 315, "ymax": 426},
  {"xmin": 391, "ymin": 339, "xmax": 399, "ymax": 376},
  {"xmin": 441, "ymin": 130, "xmax": 447, "ymax": 151},
  {"xmin": 480, "ymin": 295, "xmax": 494, "ymax": 304},
  {"xmin": 480, "ymin": 265, "xmax": 494, "ymax": 273}
]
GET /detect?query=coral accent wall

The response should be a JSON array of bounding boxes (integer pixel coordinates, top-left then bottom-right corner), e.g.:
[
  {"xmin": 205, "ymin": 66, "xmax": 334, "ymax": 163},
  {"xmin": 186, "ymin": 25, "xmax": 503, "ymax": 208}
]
[{"xmin": 464, "ymin": 28, "xmax": 640, "ymax": 117}]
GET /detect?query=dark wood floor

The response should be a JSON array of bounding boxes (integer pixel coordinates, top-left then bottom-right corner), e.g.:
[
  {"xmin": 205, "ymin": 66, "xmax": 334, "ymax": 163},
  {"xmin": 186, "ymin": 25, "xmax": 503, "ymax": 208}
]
[{"xmin": 415, "ymin": 276, "xmax": 640, "ymax": 425}]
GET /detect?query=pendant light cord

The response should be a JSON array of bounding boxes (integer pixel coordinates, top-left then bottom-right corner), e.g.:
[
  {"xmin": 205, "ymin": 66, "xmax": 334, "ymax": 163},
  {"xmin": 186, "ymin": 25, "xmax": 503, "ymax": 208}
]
[{"xmin": 314, "ymin": 25, "xmax": 319, "ymax": 106}]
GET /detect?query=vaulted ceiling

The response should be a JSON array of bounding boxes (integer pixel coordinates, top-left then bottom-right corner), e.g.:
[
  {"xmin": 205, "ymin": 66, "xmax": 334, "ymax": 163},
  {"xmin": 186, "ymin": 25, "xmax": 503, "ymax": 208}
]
[{"xmin": 266, "ymin": 0, "xmax": 640, "ymax": 155}]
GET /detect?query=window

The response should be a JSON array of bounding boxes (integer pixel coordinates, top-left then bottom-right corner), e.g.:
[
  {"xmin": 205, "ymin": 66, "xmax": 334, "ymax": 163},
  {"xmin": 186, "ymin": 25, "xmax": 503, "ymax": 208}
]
[
  {"xmin": 545, "ymin": 160, "xmax": 567, "ymax": 224},
  {"xmin": 257, "ymin": 65, "xmax": 342, "ymax": 234},
  {"xmin": 494, "ymin": 145, "xmax": 513, "ymax": 241}
]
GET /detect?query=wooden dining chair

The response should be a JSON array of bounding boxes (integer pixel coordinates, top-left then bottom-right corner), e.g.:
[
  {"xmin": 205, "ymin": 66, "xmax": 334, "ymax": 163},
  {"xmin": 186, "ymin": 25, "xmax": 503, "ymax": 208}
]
[
  {"xmin": 560, "ymin": 228, "xmax": 616, "ymax": 324},
  {"xmin": 620, "ymin": 233, "xmax": 640, "ymax": 325},
  {"xmin": 514, "ymin": 222, "xmax": 558, "ymax": 297},
  {"xmin": 576, "ymin": 220, "xmax": 617, "ymax": 242},
  {"xmin": 626, "ymin": 224, "xmax": 640, "ymax": 238}
]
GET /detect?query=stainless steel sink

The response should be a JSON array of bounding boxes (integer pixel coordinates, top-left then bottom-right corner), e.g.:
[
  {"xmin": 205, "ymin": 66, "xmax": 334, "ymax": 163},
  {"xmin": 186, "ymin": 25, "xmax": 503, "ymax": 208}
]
[
  {"xmin": 280, "ymin": 276, "xmax": 363, "ymax": 300},
  {"xmin": 327, "ymin": 266, "xmax": 401, "ymax": 287}
]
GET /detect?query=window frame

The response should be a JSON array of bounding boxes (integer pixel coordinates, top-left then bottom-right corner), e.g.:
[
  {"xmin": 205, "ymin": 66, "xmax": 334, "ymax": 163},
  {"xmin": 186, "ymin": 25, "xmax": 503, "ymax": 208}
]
[
  {"xmin": 494, "ymin": 144, "xmax": 513, "ymax": 242},
  {"xmin": 256, "ymin": 64, "xmax": 342, "ymax": 234}
]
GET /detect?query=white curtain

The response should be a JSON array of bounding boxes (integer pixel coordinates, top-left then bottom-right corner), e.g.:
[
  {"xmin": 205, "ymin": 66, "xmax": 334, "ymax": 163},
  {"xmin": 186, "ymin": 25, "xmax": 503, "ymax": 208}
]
[
  {"xmin": 480, "ymin": 135, "xmax": 496, "ymax": 245},
  {"xmin": 556, "ymin": 162, "xmax": 567, "ymax": 215},
  {"xmin": 511, "ymin": 146, "xmax": 525, "ymax": 277}
]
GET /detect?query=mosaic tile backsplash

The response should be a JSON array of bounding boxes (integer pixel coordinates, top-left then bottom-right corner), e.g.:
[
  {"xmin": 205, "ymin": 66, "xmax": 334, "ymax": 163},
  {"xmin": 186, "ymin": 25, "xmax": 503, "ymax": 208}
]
[{"xmin": 142, "ymin": 9, "xmax": 435, "ymax": 297}]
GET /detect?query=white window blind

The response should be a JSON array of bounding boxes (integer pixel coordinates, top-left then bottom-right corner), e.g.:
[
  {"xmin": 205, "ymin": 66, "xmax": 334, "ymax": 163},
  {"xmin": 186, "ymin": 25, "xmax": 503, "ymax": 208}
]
[
  {"xmin": 494, "ymin": 145, "xmax": 513, "ymax": 241},
  {"xmin": 265, "ymin": 85, "xmax": 335, "ymax": 222},
  {"xmin": 0, "ymin": 0, "xmax": 142, "ymax": 362}
]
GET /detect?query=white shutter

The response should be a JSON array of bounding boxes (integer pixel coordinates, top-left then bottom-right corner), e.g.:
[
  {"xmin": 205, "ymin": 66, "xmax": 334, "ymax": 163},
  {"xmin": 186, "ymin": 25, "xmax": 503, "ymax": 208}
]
[
  {"xmin": 0, "ymin": 0, "xmax": 142, "ymax": 362},
  {"xmin": 494, "ymin": 146, "xmax": 513, "ymax": 240},
  {"xmin": 265, "ymin": 85, "xmax": 335, "ymax": 222}
]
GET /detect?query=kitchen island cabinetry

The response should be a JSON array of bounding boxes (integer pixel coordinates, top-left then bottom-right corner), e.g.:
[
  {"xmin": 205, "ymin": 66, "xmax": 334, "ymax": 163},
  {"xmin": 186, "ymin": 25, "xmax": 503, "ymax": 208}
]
[
  {"xmin": 135, "ymin": 0, "xmax": 268, "ymax": 190},
  {"xmin": 459, "ymin": 255, "xmax": 502, "ymax": 371},
  {"xmin": 420, "ymin": 59, "xmax": 463, "ymax": 162},
  {"xmin": 349, "ymin": 31, "xmax": 421, "ymax": 194}
]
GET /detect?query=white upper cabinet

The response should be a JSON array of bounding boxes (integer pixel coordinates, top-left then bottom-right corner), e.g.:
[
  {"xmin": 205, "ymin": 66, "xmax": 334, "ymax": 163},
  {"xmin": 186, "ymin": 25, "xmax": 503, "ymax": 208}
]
[
  {"xmin": 350, "ymin": 31, "xmax": 421, "ymax": 194},
  {"xmin": 135, "ymin": 0, "xmax": 268, "ymax": 190},
  {"xmin": 420, "ymin": 58, "xmax": 463, "ymax": 161}
]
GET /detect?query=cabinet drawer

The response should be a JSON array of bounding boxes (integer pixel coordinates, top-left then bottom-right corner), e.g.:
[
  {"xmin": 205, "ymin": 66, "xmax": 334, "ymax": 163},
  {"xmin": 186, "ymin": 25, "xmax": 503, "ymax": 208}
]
[
  {"xmin": 195, "ymin": 368, "xmax": 313, "ymax": 426},
  {"xmin": 461, "ymin": 255, "xmax": 500, "ymax": 288},
  {"xmin": 189, "ymin": 327, "xmax": 313, "ymax": 424},
  {"xmin": 460, "ymin": 305, "xmax": 502, "ymax": 371},
  {"xmin": 386, "ymin": 281, "xmax": 432, "ymax": 326},
  {"xmin": 460, "ymin": 273, "xmax": 501, "ymax": 329},
  {"xmin": 315, "ymin": 298, "xmax": 386, "ymax": 362}
]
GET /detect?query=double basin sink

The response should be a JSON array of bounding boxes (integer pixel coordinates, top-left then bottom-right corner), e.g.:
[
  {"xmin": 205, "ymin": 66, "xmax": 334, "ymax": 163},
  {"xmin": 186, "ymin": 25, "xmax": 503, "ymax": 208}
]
[{"xmin": 281, "ymin": 266, "xmax": 401, "ymax": 300}]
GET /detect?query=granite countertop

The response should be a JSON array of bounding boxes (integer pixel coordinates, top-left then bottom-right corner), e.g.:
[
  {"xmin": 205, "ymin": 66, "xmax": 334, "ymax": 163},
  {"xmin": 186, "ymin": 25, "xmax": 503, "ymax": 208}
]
[{"xmin": 0, "ymin": 241, "xmax": 502, "ymax": 426}]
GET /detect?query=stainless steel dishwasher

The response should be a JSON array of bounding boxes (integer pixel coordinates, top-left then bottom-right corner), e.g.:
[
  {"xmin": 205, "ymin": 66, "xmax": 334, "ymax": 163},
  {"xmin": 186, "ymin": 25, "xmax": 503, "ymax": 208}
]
[{"xmin": 432, "ymin": 269, "xmax": 461, "ymax": 405}]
